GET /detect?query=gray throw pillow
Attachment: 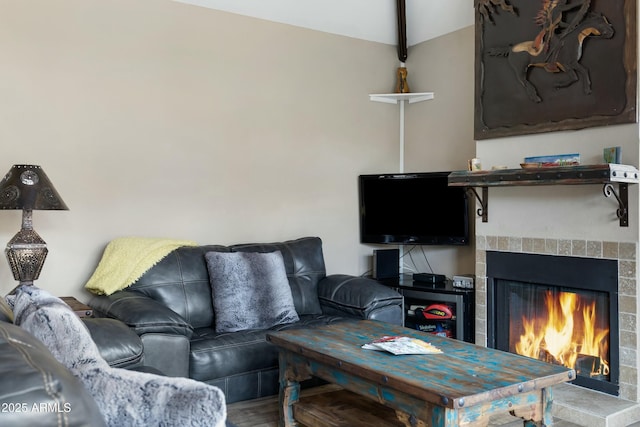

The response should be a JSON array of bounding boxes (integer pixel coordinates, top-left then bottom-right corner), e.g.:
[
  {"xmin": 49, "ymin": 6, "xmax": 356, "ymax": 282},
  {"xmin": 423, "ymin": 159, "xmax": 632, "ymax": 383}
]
[
  {"xmin": 205, "ymin": 251, "xmax": 300, "ymax": 333},
  {"xmin": 8, "ymin": 285, "xmax": 227, "ymax": 427}
]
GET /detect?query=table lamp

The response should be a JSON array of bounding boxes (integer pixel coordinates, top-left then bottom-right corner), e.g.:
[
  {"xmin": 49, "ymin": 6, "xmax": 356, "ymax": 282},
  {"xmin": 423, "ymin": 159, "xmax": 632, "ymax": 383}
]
[{"xmin": 0, "ymin": 165, "xmax": 68, "ymax": 286}]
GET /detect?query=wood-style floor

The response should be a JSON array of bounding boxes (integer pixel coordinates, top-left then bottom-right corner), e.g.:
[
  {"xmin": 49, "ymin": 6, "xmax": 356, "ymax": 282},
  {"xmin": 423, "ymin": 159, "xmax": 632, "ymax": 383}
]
[
  {"xmin": 226, "ymin": 386, "xmax": 335, "ymax": 427},
  {"xmin": 226, "ymin": 385, "xmax": 583, "ymax": 427}
]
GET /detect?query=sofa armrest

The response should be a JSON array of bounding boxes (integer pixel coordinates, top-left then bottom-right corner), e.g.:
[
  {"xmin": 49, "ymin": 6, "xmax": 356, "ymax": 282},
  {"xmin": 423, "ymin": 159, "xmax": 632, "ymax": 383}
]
[
  {"xmin": 0, "ymin": 321, "xmax": 107, "ymax": 427},
  {"xmin": 83, "ymin": 317, "xmax": 145, "ymax": 369},
  {"xmin": 89, "ymin": 291, "xmax": 193, "ymax": 339},
  {"xmin": 317, "ymin": 274, "xmax": 403, "ymax": 325}
]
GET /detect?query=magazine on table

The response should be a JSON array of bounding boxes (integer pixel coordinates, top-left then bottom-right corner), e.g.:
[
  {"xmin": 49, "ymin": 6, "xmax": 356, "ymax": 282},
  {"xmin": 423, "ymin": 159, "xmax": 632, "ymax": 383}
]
[{"xmin": 362, "ymin": 336, "xmax": 442, "ymax": 355}]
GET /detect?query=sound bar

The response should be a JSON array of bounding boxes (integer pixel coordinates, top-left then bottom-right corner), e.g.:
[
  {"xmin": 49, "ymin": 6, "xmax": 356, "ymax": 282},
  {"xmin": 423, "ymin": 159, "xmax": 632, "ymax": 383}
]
[{"xmin": 413, "ymin": 273, "xmax": 446, "ymax": 283}]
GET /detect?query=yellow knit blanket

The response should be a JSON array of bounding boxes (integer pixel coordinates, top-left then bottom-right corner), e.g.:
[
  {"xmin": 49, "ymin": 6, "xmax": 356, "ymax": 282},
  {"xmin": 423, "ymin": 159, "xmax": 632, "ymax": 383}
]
[{"xmin": 85, "ymin": 237, "xmax": 198, "ymax": 296}]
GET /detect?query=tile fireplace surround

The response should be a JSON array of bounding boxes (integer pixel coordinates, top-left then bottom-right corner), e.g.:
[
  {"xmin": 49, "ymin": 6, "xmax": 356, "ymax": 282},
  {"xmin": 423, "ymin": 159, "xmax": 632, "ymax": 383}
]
[{"xmin": 475, "ymin": 235, "xmax": 639, "ymax": 402}]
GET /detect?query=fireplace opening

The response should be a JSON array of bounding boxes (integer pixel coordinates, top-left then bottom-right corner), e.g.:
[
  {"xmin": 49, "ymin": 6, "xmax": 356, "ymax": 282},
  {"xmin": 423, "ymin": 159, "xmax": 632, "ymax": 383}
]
[
  {"xmin": 499, "ymin": 282, "xmax": 611, "ymax": 384},
  {"xmin": 487, "ymin": 251, "xmax": 619, "ymax": 396}
]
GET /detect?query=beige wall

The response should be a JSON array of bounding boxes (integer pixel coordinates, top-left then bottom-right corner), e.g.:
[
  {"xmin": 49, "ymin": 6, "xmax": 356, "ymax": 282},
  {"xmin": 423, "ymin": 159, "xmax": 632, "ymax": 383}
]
[
  {"xmin": 397, "ymin": 26, "xmax": 477, "ymax": 277},
  {"xmin": 3, "ymin": 0, "xmax": 627, "ymax": 301},
  {"xmin": 0, "ymin": 0, "xmax": 411, "ymax": 298}
]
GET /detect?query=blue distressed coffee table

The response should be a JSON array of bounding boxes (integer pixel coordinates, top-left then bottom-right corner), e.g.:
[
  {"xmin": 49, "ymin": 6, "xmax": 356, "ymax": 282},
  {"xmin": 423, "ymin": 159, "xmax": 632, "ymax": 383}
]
[{"xmin": 267, "ymin": 320, "xmax": 575, "ymax": 427}]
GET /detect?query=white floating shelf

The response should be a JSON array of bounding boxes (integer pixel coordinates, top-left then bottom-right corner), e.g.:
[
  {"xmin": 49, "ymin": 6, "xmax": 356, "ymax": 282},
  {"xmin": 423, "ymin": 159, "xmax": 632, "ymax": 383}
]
[{"xmin": 368, "ymin": 92, "xmax": 435, "ymax": 104}]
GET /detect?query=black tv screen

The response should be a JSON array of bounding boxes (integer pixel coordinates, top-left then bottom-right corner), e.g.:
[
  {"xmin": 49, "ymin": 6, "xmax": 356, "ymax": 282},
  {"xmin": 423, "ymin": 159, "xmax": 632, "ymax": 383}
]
[{"xmin": 359, "ymin": 172, "xmax": 469, "ymax": 245}]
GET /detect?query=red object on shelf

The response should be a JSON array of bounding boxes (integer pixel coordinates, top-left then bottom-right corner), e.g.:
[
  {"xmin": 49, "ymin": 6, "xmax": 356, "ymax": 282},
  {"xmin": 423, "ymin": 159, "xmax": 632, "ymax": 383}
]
[{"xmin": 422, "ymin": 304, "xmax": 453, "ymax": 320}]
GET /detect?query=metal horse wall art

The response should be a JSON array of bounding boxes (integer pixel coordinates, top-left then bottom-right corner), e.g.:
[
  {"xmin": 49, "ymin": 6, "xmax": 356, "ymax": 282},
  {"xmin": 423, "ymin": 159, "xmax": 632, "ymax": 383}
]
[
  {"xmin": 488, "ymin": 11, "xmax": 614, "ymax": 103},
  {"xmin": 474, "ymin": 0, "xmax": 636, "ymax": 140},
  {"xmin": 475, "ymin": 0, "xmax": 517, "ymax": 23}
]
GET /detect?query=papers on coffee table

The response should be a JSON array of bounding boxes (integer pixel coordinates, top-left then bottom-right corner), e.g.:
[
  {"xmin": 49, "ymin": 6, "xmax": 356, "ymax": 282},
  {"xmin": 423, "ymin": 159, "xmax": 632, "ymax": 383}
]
[{"xmin": 362, "ymin": 336, "xmax": 442, "ymax": 355}]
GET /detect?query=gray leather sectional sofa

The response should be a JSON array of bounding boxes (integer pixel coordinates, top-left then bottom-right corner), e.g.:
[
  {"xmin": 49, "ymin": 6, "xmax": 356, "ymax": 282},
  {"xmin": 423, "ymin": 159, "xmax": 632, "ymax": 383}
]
[{"xmin": 89, "ymin": 236, "xmax": 404, "ymax": 403}]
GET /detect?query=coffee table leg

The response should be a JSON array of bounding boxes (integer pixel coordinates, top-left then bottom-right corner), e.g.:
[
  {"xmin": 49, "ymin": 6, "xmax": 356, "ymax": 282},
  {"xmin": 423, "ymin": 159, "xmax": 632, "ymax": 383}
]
[
  {"xmin": 522, "ymin": 387, "xmax": 554, "ymax": 427},
  {"xmin": 278, "ymin": 351, "xmax": 301, "ymax": 427},
  {"xmin": 279, "ymin": 378, "xmax": 300, "ymax": 427}
]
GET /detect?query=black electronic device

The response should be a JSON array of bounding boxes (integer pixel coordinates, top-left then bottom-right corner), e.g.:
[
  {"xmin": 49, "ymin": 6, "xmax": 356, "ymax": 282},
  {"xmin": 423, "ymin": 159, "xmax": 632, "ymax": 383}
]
[
  {"xmin": 358, "ymin": 172, "xmax": 469, "ymax": 245},
  {"xmin": 413, "ymin": 273, "xmax": 446, "ymax": 284},
  {"xmin": 372, "ymin": 249, "xmax": 400, "ymax": 279}
]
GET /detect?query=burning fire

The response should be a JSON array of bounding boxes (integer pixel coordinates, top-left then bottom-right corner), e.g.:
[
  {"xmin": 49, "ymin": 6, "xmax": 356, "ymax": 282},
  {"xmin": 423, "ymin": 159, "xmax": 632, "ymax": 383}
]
[{"xmin": 514, "ymin": 291, "xmax": 609, "ymax": 378}]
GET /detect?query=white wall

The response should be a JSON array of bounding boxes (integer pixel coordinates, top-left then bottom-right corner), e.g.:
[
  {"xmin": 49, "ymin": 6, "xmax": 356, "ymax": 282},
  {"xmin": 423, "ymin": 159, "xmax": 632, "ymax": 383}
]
[{"xmin": 0, "ymin": 0, "xmax": 407, "ymax": 298}]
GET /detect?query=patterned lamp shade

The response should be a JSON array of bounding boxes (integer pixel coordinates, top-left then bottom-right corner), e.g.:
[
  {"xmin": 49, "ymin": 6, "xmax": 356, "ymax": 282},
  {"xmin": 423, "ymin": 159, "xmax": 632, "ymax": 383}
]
[{"xmin": 0, "ymin": 165, "xmax": 68, "ymax": 211}]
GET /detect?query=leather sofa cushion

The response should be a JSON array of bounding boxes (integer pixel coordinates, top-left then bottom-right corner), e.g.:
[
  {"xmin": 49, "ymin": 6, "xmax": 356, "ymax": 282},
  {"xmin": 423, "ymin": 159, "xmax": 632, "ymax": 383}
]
[
  {"xmin": 129, "ymin": 245, "xmax": 230, "ymax": 329},
  {"xmin": 189, "ymin": 314, "xmax": 351, "ymax": 382},
  {"xmin": 83, "ymin": 318, "xmax": 144, "ymax": 369},
  {"xmin": 230, "ymin": 237, "xmax": 325, "ymax": 315},
  {"xmin": 0, "ymin": 320, "xmax": 106, "ymax": 426}
]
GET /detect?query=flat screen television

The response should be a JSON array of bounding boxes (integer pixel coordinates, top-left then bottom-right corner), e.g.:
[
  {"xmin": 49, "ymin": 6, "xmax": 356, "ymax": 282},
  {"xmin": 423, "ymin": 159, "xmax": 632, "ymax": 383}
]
[{"xmin": 358, "ymin": 172, "xmax": 469, "ymax": 245}]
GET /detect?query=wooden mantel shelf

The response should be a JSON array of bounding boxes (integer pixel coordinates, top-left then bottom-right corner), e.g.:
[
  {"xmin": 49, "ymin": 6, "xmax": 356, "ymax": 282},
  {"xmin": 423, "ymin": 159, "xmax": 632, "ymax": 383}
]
[
  {"xmin": 448, "ymin": 164, "xmax": 639, "ymax": 227},
  {"xmin": 448, "ymin": 164, "xmax": 638, "ymax": 186}
]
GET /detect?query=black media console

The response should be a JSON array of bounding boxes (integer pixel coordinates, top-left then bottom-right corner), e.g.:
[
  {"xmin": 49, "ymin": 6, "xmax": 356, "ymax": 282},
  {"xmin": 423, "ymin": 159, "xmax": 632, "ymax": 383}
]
[{"xmin": 375, "ymin": 274, "xmax": 475, "ymax": 343}]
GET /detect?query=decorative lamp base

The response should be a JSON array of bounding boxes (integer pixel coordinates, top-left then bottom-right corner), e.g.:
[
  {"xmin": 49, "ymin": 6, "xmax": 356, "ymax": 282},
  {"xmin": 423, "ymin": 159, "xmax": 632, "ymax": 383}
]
[{"xmin": 5, "ymin": 227, "xmax": 48, "ymax": 285}]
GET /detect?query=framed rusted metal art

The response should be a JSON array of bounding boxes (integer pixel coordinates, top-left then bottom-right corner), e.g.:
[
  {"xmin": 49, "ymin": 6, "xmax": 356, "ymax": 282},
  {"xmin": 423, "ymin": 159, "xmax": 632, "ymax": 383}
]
[{"xmin": 474, "ymin": 0, "xmax": 637, "ymax": 140}]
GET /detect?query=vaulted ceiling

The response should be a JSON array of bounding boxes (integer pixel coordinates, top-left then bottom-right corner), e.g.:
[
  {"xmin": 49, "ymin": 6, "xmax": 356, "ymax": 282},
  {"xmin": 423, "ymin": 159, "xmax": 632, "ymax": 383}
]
[{"xmin": 174, "ymin": 0, "xmax": 475, "ymax": 46}]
